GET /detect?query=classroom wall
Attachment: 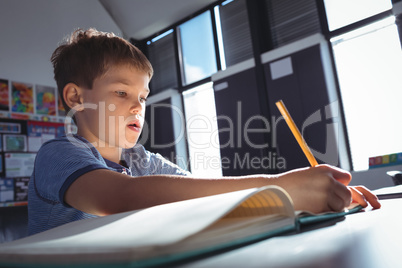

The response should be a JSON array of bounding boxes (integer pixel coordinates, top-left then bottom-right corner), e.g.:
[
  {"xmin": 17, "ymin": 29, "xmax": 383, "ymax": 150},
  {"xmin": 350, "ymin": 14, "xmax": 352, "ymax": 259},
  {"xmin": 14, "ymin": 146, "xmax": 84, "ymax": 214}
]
[
  {"xmin": 0, "ymin": 0, "xmax": 122, "ymax": 88},
  {"xmin": 0, "ymin": 0, "xmax": 121, "ymax": 243}
]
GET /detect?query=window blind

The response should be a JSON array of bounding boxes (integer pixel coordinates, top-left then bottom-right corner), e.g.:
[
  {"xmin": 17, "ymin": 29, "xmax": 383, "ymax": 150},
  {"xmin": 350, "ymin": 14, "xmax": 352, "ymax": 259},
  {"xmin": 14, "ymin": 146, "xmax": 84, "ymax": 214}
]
[
  {"xmin": 265, "ymin": 0, "xmax": 321, "ymax": 48},
  {"xmin": 147, "ymin": 32, "xmax": 178, "ymax": 94},
  {"xmin": 219, "ymin": 0, "xmax": 254, "ymax": 67}
]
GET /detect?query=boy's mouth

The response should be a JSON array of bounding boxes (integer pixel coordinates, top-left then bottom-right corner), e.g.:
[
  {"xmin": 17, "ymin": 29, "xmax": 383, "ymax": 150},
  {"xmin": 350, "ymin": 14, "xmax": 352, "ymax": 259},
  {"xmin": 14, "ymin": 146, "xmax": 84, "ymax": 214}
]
[{"xmin": 127, "ymin": 120, "xmax": 141, "ymax": 132}]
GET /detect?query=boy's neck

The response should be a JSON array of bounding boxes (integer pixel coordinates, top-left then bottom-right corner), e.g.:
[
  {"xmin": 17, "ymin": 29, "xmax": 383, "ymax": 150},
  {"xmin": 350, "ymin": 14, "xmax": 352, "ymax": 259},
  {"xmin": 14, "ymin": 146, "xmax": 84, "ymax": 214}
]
[
  {"xmin": 97, "ymin": 146, "xmax": 123, "ymax": 164},
  {"xmin": 76, "ymin": 130, "xmax": 123, "ymax": 164}
]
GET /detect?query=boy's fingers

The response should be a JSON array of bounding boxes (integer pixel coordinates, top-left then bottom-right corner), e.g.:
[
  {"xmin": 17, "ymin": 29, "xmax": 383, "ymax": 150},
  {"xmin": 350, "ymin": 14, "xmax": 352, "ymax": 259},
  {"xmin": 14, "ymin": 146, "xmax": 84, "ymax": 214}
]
[
  {"xmin": 350, "ymin": 187, "xmax": 368, "ymax": 208},
  {"xmin": 318, "ymin": 164, "xmax": 352, "ymax": 186},
  {"xmin": 350, "ymin": 186, "xmax": 381, "ymax": 209},
  {"xmin": 328, "ymin": 193, "xmax": 348, "ymax": 212},
  {"xmin": 333, "ymin": 180, "xmax": 352, "ymax": 209},
  {"xmin": 354, "ymin": 186, "xmax": 381, "ymax": 209},
  {"xmin": 333, "ymin": 169, "xmax": 352, "ymax": 186}
]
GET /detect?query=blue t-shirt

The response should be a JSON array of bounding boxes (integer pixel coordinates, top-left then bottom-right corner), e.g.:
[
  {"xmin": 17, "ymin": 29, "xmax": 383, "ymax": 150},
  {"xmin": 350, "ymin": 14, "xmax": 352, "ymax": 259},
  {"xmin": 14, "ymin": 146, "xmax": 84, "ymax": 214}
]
[{"xmin": 28, "ymin": 134, "xmax": 189, "ymax": 235}]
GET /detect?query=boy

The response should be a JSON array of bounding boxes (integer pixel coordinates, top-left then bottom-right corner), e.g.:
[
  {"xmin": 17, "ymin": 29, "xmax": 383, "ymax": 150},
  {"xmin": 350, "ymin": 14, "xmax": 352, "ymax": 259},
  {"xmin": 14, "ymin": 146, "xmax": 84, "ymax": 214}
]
[{"xmin": 28, "ymin": 28, "xmax": 380, "ymax": 235}]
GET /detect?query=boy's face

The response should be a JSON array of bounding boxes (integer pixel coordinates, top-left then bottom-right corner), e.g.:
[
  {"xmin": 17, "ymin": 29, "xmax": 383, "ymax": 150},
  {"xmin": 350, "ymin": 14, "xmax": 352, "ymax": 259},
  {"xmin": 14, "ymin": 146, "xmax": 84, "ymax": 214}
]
[{"xmin": 77, "ymin": 64, "xmax": 150, "ymax": 149}]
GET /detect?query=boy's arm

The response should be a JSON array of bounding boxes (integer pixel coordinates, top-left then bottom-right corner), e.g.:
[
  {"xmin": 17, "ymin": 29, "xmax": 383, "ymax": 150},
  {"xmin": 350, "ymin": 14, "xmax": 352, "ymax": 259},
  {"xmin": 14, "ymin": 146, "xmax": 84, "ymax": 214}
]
[
  {"xmin": 65, "ymin": 169, "xmax": 270, "ymax": 216},
  {"xmin": 64, "ymin": 165, "xmax": 380, "ymax": 216}
]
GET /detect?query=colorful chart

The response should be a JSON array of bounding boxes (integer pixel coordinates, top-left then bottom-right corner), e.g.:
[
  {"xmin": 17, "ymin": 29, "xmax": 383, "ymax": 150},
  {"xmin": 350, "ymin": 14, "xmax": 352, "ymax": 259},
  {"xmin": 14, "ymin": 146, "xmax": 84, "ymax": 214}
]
[
  {"xmin": 11, "ymin": 82, "xmax": 34, "ymax": 114},
  {"xmin": 36, "ymin": 85, "xmax": 56, "ymax": 115},
  {"xmin": 0, "ymin": 79, "xmax": 9, "ymax": 111}
]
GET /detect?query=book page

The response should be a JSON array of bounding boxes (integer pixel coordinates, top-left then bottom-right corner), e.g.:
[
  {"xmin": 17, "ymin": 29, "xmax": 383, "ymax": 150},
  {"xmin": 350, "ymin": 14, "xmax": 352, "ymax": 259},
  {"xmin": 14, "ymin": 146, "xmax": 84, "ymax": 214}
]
[{"xmin": 223, "ymin": 186, "xmax": 295, "ymax": 219}]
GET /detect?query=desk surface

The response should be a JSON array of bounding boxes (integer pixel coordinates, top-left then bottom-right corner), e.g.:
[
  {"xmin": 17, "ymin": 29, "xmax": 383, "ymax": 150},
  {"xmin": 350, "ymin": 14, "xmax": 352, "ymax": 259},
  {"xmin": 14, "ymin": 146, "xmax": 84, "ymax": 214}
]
[{"xmin": 180, "ymin": 192, "xmax": 402, "ymax": 267}]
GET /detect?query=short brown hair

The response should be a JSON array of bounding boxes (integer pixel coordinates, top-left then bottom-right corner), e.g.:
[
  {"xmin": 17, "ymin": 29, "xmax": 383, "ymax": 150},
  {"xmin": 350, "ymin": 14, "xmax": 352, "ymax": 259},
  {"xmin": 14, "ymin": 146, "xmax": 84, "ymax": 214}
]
[{"xmin": 51, "ymin": 28, "xmax": 153, "ymax": 114}]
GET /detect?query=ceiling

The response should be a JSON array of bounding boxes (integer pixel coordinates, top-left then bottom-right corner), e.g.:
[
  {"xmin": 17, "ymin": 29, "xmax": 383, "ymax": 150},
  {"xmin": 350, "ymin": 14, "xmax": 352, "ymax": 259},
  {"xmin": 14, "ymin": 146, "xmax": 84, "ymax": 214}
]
[{"xmin": 99, "ymin": 0, "xmax": 219, "ymax": 41}]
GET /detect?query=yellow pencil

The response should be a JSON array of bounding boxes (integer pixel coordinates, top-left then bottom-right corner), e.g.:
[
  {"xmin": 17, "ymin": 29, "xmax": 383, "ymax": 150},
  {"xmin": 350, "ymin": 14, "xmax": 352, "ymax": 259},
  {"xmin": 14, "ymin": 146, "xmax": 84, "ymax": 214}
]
[{"xmin": 275, "ymin": 100, "xmax": 319, "ymax": 167}]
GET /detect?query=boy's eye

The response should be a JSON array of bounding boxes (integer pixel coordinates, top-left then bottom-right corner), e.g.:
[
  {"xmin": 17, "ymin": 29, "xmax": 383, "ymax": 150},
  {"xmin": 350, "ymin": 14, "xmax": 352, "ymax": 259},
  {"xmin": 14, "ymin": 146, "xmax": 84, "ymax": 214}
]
[
  {"xmin": 115, "ymin": 91, "xmax": 127, "ymax": 97},
  {"xmin": 140, "ymin": 97, "xmax": 148, "ymax": 103}
]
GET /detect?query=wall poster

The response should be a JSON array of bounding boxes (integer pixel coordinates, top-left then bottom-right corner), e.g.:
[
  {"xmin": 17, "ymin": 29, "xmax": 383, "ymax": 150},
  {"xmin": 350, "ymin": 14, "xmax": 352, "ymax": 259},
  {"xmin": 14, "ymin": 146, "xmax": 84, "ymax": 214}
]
[
  {"xmin": 11, "ymin": 82, "xmax": 34, "ymax": 114},
  {"xmin": 36, "ymin": 85, "xmax": 56, "ymax": 115},
  {"xmin": 0, "ymin": 79, "xmax": 9, "ymax": 111}
]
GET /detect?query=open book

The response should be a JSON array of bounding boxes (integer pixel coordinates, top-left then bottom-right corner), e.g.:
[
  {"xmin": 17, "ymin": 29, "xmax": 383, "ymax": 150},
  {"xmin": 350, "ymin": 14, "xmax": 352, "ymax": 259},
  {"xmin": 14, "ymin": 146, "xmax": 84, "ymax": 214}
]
[{"xmin": 0, "ymin": 186, "xmax": 361, "ymax": 267}]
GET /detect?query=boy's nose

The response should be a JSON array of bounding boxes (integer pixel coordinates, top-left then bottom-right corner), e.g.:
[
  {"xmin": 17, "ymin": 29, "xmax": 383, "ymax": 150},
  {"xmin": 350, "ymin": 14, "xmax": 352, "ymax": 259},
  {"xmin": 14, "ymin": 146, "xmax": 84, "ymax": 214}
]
[{"xmin": 129, "ymin": 101, "xmax": 143, "ymax": 114}]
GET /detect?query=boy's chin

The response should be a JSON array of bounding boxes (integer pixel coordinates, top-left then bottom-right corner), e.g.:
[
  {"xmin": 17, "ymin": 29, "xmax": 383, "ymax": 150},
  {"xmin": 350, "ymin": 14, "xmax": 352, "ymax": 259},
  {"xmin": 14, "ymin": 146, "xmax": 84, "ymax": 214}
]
[{"xmin": 119, "ymin": 140, "xmax": 138, "ymax": 149}]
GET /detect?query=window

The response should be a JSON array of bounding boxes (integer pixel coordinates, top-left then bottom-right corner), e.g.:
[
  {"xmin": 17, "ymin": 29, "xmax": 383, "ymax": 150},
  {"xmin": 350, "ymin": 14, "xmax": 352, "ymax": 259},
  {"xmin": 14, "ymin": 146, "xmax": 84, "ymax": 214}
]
[
  {"xmin": 324, "ymin": 0, "xmax": 392, "ymax": 31},
  {"xmin": 142, "ymin": 90, "xmax": 189, "ymax": 170},
  {"xmin": 178, "ymin": 11, "xmax": 218, "ymax": 85},
  {"xmin": 147, "ymin": 30, "xmax": 178, "ymax": 94},
  {"xmin": 183, "ymin": 82, "xmax": 222, "ymax": 177},
  {"xmin": 331, "ymin": 17, "xmax": 402, "ymax": 170},
  {"xmin": 265, "ymin": 0, "xmax": 321, "ymax": 48},
  {"xmin": 215, "ymin": 0, "xmax": 253, "ymax": 69}
]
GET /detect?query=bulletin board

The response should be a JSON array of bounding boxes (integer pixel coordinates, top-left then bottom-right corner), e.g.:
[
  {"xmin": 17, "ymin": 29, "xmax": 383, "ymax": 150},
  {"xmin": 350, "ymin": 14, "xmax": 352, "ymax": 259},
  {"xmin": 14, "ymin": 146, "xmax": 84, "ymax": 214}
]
[
  {"xmin": 0, "ymin": 118, "xmax": 65, "ymax": 207},
  {"xmin": 0, "ymin": 76, "xmax": 66, "ymax": 207}
]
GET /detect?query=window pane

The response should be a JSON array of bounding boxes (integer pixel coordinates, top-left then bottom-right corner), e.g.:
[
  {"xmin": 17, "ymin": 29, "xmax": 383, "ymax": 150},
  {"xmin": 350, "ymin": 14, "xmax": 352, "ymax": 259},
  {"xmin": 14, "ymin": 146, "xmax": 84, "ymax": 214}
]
[
  {"xmin": 216, "ymin": 0, "xmax": 253, "ymax": 68},
  {"xmin": 147, "ymin": 30, "xmax": 178, "ymax": 94},
  {"xmin": 265, "ymin": 0, "xmax": 321, "ymax": 48},
  {"xmin": 183, "ymin": 82, "xmax": 222, "ymax": 177},
  {"xmin": 331, "ymin": 18, "xmax": 402, "ymax": 171},
  {"xmin": 324, "ymin": 0, "xmax": 392, "ymax": 31},
  {"xmin": 178, "ymin": 11, "xmax": 217, "ymax": 85}
]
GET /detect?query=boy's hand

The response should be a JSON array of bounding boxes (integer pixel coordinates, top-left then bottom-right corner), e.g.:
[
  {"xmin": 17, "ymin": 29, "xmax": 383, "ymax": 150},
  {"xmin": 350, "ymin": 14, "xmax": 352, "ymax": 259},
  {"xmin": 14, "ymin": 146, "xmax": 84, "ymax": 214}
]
[
  {"xmin": 276, "ymin": 165, "xmax": 380, "ymax": 213},
  {"xmin": 276, "ymin": 165, "xmax": 352, "ymax": 213}
]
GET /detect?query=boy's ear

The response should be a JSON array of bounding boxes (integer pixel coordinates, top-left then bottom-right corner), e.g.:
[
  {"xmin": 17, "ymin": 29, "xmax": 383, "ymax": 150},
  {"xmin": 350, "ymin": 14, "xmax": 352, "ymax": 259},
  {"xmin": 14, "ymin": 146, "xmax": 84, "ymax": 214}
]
[{"xmin": 63, "ymin": 83, "xmax": 84, "ymax": 111}]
